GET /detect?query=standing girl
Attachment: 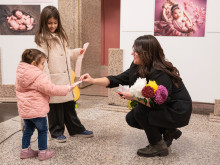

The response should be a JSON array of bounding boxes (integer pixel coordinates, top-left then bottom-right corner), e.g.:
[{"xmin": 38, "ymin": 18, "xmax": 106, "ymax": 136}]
[
  {"xmin": 16, "ymin": 49, "xmax": 75, "ymax": 161},
  {"xmin": 35, "ymin": 6, "xmax": 93, "ymax": 143}
]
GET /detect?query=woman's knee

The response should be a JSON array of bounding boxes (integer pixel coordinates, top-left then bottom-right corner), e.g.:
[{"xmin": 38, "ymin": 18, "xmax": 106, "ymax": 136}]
[
  {"xmin": 133, "ymin": 104, "xmax": 149, "ymax": 120},
  {"xmin": 126, "ymin": 110, "xmax": 135, "ymax": 125},
  {"xmin": 125, "ymin": 111, "xmax": 142, "ymax": 129},
  {"xmin": 125, "ymin": 113, "xmax": 132, "ymax": 126}
]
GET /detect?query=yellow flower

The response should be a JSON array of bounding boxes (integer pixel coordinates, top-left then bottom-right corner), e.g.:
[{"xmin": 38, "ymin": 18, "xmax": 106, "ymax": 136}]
[
  {"xmin": 146, "ymin": 80, "xmax": 158, "ymax": 92},
  {"xmin": 128, "ymin": 100, "xmax": 138, "ymax": 110},
  {"xmin": 128, "ymin": 100, "xmax": 132, "ymax": 110}
]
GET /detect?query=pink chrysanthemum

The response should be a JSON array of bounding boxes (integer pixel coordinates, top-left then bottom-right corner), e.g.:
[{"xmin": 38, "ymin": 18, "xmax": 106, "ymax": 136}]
[
  {"xmin": 154, "ymin": 85, "xmax": 168, "ymax": 104},
  {"xmin": 142, "ymin": 86, "xmax": 154, "ymax": 98}
]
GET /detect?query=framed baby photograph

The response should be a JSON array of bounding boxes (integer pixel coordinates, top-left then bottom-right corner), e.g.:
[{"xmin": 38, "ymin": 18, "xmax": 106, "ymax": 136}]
[
  {"xmin": 154, "ymin": 0, "xmax": 207, "ymax": 37},
  {"xmin": 0, "ymin": 5, "xmax": 40, "ymax": 35}
]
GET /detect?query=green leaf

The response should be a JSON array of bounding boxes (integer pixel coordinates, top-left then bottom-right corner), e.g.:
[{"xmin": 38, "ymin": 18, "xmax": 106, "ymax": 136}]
[
  {"xmin": 149, "ymin": 98, "xmax": 154, "ymax": 107},
  {"xmin": 143, "ymin": 98, "xmax": 148, "ymax": 105}
]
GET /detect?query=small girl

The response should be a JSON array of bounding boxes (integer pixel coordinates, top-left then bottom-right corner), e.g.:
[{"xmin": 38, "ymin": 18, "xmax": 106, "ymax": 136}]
[
  {"xmin": 35, "ymin": 5, "xmax": 93, "ymax": 143},
  {"xmin": 15, "ymin": 49, "xmax": 75, "ymax": 161}
]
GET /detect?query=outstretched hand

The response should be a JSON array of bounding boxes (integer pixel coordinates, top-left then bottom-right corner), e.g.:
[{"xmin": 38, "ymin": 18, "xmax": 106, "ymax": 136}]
[
  {"xmin": 79, "ymin": 73, "xmax": 94, "ymax": 84},
  {"xmin": 67, "ymin": 84, "xmax": 75, "ymax": 92}
]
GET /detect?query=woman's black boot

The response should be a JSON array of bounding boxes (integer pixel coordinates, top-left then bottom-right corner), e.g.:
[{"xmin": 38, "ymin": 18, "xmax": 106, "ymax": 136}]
[
  {"xmin": 137, "ymin": 140, "xmax": 169, "ymax": 157},
  {"xmin": 163, "ymin": 128, "xmax": 182, "ymax": 147}
]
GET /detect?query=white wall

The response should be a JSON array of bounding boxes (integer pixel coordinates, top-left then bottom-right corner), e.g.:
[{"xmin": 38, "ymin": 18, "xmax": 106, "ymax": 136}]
[
  {"xmin": 1, "ymin": 0, "xmax": 220, "ymax": 103},
  {"xmin": 120, "ymin": 0, "xmax": 220, "ymax": 103},
  {"xmin": 0, "ymin": 0, "xmax": 58, "ymax": 84}
]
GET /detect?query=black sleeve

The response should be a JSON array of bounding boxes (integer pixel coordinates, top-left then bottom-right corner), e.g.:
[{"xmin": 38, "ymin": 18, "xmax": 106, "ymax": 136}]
[
  {"xmin": 107, "ymin": 68, "xmax": 130, "ymax": 88},
  {"xmin": 106, "ymin": 62, "xmax": 137, "ymax": 88},
  {"xmin": 149, "ymin": 70, "xmax": 173, "ymax": 110}
]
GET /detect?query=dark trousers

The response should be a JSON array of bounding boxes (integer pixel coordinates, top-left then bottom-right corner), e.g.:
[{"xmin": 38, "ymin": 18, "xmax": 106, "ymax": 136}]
[
  {"xmin": 48, "ymin": 101, "xmax": 85, "ymax": 138},
  {"xmin": 126, "ymin": 104, "xmax": 164, "ymax": 145}
]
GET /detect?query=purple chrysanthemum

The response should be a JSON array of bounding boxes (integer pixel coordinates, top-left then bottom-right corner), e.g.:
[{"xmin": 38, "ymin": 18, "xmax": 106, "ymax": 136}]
[{"xmin": 154, "ymin": 85, "xmax": 168, "ymax": 104}]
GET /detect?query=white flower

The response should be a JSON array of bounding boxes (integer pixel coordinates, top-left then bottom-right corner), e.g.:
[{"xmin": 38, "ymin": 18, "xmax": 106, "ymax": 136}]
[{"xmin": 130, "ymin": 77, "xmax": 147, "ymax": 99}]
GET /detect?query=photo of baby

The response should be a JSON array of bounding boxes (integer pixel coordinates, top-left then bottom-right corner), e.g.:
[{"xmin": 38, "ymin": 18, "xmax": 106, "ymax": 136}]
[
  {"xmin": 0, "ymin": 5, "xmax": 40, "ymax": 35},
  {"xmin": 154, "ymin": 0, "xmax": 207, "ymax": 37}
]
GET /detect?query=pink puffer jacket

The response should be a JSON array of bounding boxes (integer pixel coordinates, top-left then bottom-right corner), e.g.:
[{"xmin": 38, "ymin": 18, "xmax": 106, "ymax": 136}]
[{"xmin": 15, "ymin": 62, "xmax": 69, "ymax": 119}]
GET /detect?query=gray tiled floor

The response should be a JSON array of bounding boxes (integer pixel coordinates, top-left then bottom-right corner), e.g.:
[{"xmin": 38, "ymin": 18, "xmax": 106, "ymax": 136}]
[{"xmin": 0, "ymin": 95, "xmax": 220, "ymax": 165}]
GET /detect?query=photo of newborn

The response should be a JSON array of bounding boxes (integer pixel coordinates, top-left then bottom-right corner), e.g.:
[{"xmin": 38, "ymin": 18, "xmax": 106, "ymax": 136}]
[
  {"xmin": 154, "ymin": 0, "xmax": 207, "ymax": 37},
  {"xmin": 0, "ymin": 5, "xmax": 40, "ymax": 35}
]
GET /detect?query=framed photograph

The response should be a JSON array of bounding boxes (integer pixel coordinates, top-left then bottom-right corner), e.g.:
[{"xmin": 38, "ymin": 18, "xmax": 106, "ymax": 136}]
[
  {"xmin": 154, "ymin": 0, "xmax": 207, "ymax": 37},
  {"xmin": 0, "ymin": 5, "xmax": 40, "ymax": 35}
]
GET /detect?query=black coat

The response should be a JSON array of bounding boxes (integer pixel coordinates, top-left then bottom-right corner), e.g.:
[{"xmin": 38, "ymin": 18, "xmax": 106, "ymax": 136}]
[{"xmin": 107, "ymin": 62, "xmax": 192, "ymax": 128}]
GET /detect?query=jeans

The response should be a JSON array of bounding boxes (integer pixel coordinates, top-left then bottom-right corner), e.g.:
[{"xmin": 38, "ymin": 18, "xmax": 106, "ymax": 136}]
[{"xmin": 22, "ymin": 117, "xmax": 48, "ymax": 150}]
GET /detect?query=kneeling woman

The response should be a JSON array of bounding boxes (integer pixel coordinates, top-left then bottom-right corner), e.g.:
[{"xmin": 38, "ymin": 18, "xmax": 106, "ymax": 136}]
[{"xmin": 80, "ymin": 35, "xmax": 192, "ymax": 157}]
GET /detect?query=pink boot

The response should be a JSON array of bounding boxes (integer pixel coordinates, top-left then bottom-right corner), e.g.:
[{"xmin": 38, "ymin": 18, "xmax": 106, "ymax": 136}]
[
  {"xmin": 20, "ymin": 146, "xmax": 38, "ymax": 159},
  {"xmin": 38, "ymin": 149, "xmax": 55, "ymax": 161}
]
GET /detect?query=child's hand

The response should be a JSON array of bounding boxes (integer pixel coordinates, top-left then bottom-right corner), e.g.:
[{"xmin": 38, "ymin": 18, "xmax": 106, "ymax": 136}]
[
  {"xmin": 67, "ymin": 84, "xmax": 75, "ymax": 91},
  {"xmin": 79, "ymin": 49, "xmax": 85, "ymax": 55}
]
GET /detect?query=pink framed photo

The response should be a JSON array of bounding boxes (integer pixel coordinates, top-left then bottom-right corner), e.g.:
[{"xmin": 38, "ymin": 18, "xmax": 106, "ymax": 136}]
[{"xmin": 154, "ymin": 0, "xmax": 207, "ymax": 37}]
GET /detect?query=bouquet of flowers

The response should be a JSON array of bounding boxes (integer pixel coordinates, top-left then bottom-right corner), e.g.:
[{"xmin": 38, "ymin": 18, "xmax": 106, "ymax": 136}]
[{"xmin": 128, "ymin": 78, "xmax": 168, "ymax": 110}]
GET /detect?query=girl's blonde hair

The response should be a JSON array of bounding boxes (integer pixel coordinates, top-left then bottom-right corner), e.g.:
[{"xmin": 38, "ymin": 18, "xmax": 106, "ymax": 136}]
[
  {"xmin": 22, "ymin": 49, "xmax": 47, "ymax": 65},
  {"xmin": 35, "ymin": 6, "xmax": 68, "ymax": 49}
]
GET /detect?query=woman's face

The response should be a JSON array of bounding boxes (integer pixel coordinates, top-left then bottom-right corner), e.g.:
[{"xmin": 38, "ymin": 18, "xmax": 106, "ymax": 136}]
[
  {"xmin": 131, "ymin": 48, "xmax": 142, "ymax": 65},
  {"xmin": 47, "ymin": 17, "xmax": 58, "ymax": 33}
]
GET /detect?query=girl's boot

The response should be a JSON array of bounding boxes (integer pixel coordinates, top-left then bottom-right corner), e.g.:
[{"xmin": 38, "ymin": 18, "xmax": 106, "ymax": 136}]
[
  {"xmin": 38, "ymin": 149, "xmax": 55, "ymax": 161},
  {"xmin": 20, "ymin": 146, "xmax": 38, "ymax": 159}
]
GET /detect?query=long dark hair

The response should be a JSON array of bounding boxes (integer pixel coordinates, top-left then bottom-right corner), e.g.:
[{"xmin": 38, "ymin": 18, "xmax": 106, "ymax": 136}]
[
  {"xmin": 133, "ymin": 35, "xmax": 182, "ymax": 87},
  {"xmin": 35, "ymin": 6, "xmax": 68, "ymax": 49}
]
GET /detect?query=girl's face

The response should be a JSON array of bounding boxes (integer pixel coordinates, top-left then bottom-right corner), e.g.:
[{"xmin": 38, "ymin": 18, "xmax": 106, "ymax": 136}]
[
  {"xmin": 172, "ymin": 9, "xmax": 182, "ymax": 19},
  {"xmin": 36, "ymin": 58, "xmax": 46, "ymax": 71},
  {"xmin": 47, "ymin": 17, "xmax": 58, "ymax": 33},
  {"xmin": 131, "ymin": 48, "xmax": 142, "ymax": 65}
]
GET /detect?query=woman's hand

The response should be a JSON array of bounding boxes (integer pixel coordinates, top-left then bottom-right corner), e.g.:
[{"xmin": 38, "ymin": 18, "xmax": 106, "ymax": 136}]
[
  {"xmin": 80, "ymin": 73, "xmax": 94, "ymax": 84},
  {"xmin": 120, "ymin": 92, "xmax": 133, "ymax": 100}
]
